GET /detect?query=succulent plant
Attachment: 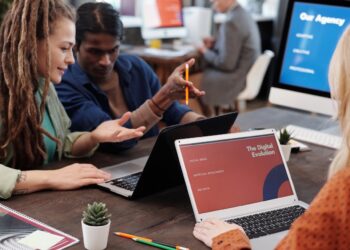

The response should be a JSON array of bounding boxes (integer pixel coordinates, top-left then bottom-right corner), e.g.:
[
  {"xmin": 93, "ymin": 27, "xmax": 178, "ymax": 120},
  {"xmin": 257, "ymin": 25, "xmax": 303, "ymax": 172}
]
[
  {"xmin": 82, "ymin": 202, "xmax": 111, "ymax": 226},
  {"xmin": 279, "ymin": 128, "xmax": 292, "ymax": 145}
]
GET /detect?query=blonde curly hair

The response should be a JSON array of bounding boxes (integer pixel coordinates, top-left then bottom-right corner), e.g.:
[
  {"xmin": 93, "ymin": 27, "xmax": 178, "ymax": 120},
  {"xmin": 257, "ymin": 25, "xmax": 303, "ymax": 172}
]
[{"xmin": 328, "ymin": 26, "xmax": 350, "ymax": 178}]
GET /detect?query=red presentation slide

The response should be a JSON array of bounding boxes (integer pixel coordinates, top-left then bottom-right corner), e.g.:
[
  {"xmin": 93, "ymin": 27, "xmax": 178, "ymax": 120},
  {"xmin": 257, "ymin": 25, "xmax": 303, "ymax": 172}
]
[
  {"xmin": 156, "ymin": 0, "xmax": 182, "ymax": 27},
  {"xmin": 180, "ymin": 135, "xmax": 293, "ymax": 213}
]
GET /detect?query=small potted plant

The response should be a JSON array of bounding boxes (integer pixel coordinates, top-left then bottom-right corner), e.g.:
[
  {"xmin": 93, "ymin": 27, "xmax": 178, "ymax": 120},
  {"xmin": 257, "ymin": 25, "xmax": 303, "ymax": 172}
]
[
  {"xmin": 81, "ymin": 202, "xmax": 111, "ymax": 250},
  {"xmin": 279, "ymin": 128, "xmax": 292, "ymax": 161}
]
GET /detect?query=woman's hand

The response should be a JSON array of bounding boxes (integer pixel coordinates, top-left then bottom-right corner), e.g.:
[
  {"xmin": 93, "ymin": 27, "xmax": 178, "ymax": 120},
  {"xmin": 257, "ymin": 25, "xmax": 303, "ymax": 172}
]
[
  {"xmin": 14, "ymin": 164, "xmax": 112, "ymax": 194},
  {"xmin": 91, "ymin": 112, "xmax": 146, "ymax": 143},
  {"xmin": 47, "ymin": 163, "xmax": 111, "ymax": 190},
  {"xmin": 193, "ymin": 218, "xmax": 245, "ymax": 247}
]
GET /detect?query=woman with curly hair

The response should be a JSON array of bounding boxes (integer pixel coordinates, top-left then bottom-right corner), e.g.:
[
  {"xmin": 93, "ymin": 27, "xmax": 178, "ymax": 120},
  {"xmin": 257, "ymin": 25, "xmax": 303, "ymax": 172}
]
[{"xmin": 0, "ymin": 0, "xmax": 145, "ymax": 199}]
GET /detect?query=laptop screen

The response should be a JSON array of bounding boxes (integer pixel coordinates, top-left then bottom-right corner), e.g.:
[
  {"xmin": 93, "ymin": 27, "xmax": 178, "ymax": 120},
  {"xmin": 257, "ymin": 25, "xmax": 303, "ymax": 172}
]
[{"xmin": 178, "ymin": 133, "xmax": 294, "ymax": 214}]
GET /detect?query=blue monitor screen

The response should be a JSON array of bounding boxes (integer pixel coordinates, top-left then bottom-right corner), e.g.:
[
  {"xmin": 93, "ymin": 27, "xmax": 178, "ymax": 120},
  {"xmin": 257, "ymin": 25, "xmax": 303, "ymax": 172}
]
[{"xmin": 279, "ymin": 2, "xmax": 350, "ymax": 94}]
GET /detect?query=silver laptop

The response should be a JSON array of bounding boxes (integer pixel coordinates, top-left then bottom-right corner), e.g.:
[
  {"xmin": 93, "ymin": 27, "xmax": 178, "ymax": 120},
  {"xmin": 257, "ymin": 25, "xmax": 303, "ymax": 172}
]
[
  {"xmin": 98, "ymin": 112, "xmax": 238, "ymax": 198},
  {"xmin": 175, "ymin": 129, "xmax": 308, "ymax": 249}
]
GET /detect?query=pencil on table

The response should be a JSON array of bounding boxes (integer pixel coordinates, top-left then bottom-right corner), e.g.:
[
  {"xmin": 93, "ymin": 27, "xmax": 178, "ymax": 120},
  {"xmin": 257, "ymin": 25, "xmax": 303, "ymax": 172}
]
[
  {"xmin": 115, "ymin": 231, "xmax": 190, "ymax": 250},
  {"xmin": 114, "ymin": 232, "xmax": 150, "ymax": 241}
]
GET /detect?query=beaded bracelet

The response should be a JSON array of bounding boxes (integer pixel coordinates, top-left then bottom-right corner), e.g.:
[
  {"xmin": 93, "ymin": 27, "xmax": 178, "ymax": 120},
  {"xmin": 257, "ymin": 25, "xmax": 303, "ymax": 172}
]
[{"xmin": 150, "ymin": 98, "xmax": 166, "ymax": 112}]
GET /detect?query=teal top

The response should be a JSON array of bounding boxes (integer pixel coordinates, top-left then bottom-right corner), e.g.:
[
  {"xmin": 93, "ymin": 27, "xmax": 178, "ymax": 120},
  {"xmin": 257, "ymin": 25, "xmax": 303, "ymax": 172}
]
[
  {"xmin": 36, "ymin": 91, "xmax": 57, "ymax": 163},
  {"xmin": 42, "ymin": 106, "xmax": 57, "ymax": 163},
  {"xmin": 0, "ymin": 81, "xmax": 99, "ymax": 199}
]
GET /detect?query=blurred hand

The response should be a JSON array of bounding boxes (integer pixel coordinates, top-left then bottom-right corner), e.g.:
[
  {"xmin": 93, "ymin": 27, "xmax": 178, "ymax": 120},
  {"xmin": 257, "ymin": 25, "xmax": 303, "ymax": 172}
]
[
  {"xmin": 156, "ymin": 58, "xmax": 205, "ymax": 103},
  {"xmin": 193, "ymin": 218, "xmax": 245, "ymax": 247},
  {"xmin": 48, "ymin": 163, "xmax": 111, "ymax": 190},
  {"xmin": 203, "ymin": 36, "xmax": 215, "ymax": 48},
  {"xmin": 197, "ymin": 45, "xmax": 208, "ymax": 54},
  {"xmin": 229, "ymin": 125, "xmax": 241, "ymax": 133},
  {"xmin": 91, "ymin": 112, "xmax": 146, "ymax": 143}
]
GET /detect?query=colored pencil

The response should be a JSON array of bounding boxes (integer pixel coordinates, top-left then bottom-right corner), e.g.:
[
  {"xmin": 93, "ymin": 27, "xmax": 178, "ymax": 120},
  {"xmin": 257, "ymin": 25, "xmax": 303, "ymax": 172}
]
[
  {"xmin": 133, "ymin": 237, "xmax": 176, "ymax": 250},
  {"xmin": 114, "ymin": 232, "xmax": 190, "ymax": 250},
  {"xmin": 185, "ymin": 63, "xmax": 189, "ymax": 105},
  {"xmin": 114, "ymin": 232, "xmax": 150, "ymax": 241},
  {"xmin": 114, "ymin": 232, "xmax": 152, "ymax": 241}
]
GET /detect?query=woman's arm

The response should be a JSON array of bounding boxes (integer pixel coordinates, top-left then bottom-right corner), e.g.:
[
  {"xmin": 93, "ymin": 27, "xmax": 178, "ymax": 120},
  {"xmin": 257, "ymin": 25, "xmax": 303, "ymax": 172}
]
[
  {"xmin": 10, "ymin": 113, "xmax": 144, "ymax": 196},
  {"xmin": 13, "ymin": 164, "xmax": 111, "ymax": 195}
]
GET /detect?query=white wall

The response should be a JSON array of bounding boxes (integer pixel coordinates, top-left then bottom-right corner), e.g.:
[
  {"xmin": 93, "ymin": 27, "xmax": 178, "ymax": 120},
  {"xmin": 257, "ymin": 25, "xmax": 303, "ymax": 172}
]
[{"xmin": 240, "ymin": 0, "xmax": 280, "ymax": 17}]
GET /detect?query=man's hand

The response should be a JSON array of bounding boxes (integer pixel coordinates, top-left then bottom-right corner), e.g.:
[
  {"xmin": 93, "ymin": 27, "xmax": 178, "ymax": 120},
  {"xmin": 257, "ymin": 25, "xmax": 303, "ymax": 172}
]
[{"xmin": 91, "ymin": 112, "xmax": 146, "ymax": 143}]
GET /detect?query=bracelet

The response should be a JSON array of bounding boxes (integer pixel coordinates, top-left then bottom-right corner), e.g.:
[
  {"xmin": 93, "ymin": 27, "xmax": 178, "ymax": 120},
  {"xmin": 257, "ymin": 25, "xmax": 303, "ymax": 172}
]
[{"xmin": 150, "ymin": 98, "xmax": 166, "ymax": 112}]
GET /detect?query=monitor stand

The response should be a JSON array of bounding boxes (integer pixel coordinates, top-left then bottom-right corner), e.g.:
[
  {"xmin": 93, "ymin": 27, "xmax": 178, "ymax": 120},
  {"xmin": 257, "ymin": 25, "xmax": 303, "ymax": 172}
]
[
  {"xmin": 143, "ymin": 39, "xmax": 195, "ymax": 57},
  {"xmin": 145, "ymin": 38, "xmax": 184, "ymax": 51}
]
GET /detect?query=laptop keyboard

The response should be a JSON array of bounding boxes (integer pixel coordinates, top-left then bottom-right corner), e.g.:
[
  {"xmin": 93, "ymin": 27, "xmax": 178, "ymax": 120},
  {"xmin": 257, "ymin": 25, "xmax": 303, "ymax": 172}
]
[
  {"xmin": 107, "ymin": 172, "xmax": 142, "ymax": 191},
  {"xmin": 226, "ymin": 205, "xmax": 306, "ymax": 239}
]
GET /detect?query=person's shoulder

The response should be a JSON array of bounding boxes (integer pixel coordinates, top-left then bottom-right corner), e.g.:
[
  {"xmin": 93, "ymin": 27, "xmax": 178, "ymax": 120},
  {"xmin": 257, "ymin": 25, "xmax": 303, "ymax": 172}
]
[
  {"xmin": 61, "ymin": 64, "xmax": 73, "ymax": 80},
  {"xmin": 228, "ymin": 5, "xmax": 258, "ymax": 36},
  {"xmin": 118, "ymin": 54, "xmax": 153, "ymax": 76},
  {"xmin": 63, "ymin": 62, "xmax": 78, "ymax": 76},
  {"xmin": 234, "ymin": 4, "xmax": 249, "ymax": 15},
  {"xmin": 231, "ymin": 5, "xmax": 254, "ymax": 22},
  {"xmin": 59, "ymin": 61, "xmax": 90, "ymax": 85},
  {"xmin": 118, "ymin": 54, "xmax": 147, "ymax": 67},
  {"xmin": 62, "ymin": 62, "xmax": 86, "ymax": 83}
]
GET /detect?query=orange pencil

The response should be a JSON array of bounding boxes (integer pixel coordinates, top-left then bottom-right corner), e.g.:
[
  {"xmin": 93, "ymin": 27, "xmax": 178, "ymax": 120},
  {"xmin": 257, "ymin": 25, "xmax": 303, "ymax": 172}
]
[
  {"xmin": 114, "ymin": 232, "xmax": 150, "ymax": 241},
  {"xmin": 185, "ymin": 63, "xmax": 189, "ymax": 105}
]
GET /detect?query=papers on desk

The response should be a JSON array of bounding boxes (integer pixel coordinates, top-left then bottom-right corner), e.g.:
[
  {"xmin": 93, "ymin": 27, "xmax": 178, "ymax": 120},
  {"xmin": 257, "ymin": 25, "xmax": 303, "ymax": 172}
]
[
  {"xmin": 144, "ymin": 46, "xmax": 195, "ymax": 57},
  {"xmin": 0, "ymin": 203, "xmax": 78, "ymax": 249},
  {"xmin": 18, "ymin": 230, "xmax": 64, "ymax": 250},
  {"xmin": 289, "ymin": 139, "xmax": 310, "ymax": 152}
]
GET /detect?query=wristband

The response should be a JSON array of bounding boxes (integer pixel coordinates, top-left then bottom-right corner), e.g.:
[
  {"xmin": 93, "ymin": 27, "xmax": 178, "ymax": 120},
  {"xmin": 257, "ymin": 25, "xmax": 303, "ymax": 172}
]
[{"xmin": 150, "ymin": 98, "xmax": 166, "ymax": 112}]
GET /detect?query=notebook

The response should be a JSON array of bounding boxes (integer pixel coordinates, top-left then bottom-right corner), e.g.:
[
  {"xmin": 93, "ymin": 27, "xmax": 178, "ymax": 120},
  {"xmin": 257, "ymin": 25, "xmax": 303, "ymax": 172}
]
[
  {"xmin": 0, "ymin": 203, "xmax": 78, "ymax": 249},
  {"xmin": 98, "ymin": 112, "xmax": 238, "ymax": 198},
  {"xmin": 175, "ymin": 129, "xmax": 309, "ymax": 249}
]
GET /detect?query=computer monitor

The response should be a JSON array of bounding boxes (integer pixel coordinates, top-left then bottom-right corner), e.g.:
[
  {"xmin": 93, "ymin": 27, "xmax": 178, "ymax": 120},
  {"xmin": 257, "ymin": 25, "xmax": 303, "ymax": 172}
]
[
  {"xmin": 269, "ymin": 0, "xmax": 350, "ymax": 116},
  {"xmin": 183, "ymin": 7, "xmax": 212, "ymax": 46},
  {"xmin": 141, "ymin": 0, "xmax": 187, "ymax": 40}
]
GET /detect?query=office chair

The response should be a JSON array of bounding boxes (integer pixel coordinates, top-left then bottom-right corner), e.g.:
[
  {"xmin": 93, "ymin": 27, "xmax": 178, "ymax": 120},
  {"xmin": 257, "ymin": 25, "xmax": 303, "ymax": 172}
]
[{"xmin": 235, "ymin": 50, "xmax": 274, "ymax": 111}]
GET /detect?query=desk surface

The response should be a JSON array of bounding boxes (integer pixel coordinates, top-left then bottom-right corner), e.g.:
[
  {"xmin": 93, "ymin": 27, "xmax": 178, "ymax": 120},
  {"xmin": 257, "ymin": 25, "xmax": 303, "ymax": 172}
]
[{"xmin": 2, "ymin": 107, "xmax": 337, "ymax": 249}]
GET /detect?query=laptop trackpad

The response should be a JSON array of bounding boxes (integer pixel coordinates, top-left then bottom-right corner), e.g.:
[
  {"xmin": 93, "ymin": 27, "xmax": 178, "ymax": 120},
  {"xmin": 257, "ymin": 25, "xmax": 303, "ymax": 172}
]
[
  {"xmin": 251, "ymin": 231, "xmax": 287, "ymax": 250},
  {"xmin": 102, "ymin": 156, "xmax": 147, "ymax": 178}
]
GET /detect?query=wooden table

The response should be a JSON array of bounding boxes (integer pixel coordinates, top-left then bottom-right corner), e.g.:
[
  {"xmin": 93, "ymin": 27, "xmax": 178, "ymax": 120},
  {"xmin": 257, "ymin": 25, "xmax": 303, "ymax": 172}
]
[{"xmin": 2, "ymin": 107, "xmax": 337, "ymax": 249}]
